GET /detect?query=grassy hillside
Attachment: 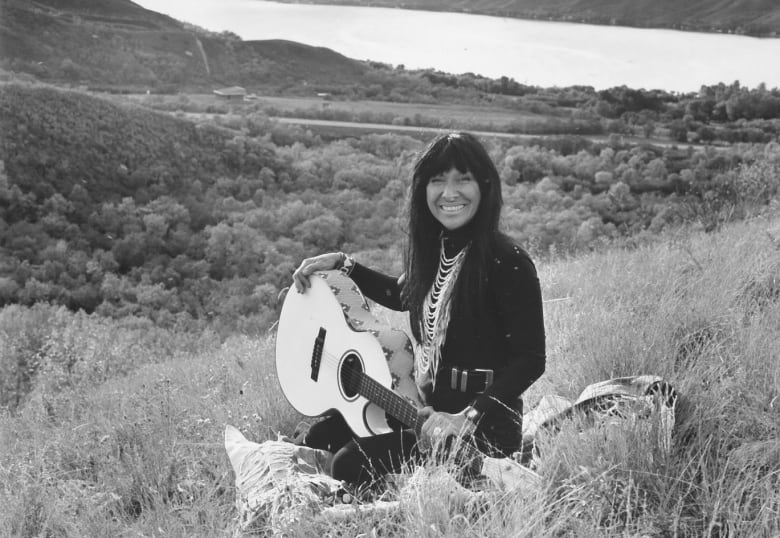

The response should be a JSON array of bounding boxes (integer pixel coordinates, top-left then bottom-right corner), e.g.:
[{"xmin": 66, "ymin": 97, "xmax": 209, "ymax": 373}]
[
  {"xmin": 278, "ymin": 0, "xmax": 780, "ymax": 37},
  {"xmin": 1, "ymin": 214, "xmax": 778, "ymax": 536},
  {"xmin": 0, "ymin": 0, "xmax": 368, "ymax": 91}
]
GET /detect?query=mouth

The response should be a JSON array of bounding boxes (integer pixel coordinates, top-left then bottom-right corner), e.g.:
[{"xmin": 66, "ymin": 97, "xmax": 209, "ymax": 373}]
[{"xmin": 439, "ymin": 204, "xmax": 466, "ymax": 213}]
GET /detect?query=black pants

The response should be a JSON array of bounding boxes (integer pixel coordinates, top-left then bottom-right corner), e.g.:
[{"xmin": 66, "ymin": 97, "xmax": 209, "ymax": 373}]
[
  {"xmin": 298, "ymin": 407, "xmax": 523, "ymax": 489},
  {"xmin": 298, "ymin": 414, "xmax": 421, "ymax": 489}
]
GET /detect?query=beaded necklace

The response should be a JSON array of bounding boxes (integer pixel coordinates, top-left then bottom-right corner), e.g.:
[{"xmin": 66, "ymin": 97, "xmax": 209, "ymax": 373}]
[{"xmin": 416, "ymin": 240, "xmax": 468, "ymax": 387}]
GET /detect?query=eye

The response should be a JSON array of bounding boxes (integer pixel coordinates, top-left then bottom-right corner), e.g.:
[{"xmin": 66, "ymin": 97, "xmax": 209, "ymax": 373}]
[{"xmin": 429, "ymin": 176, "xmax": 445, "ymax": 184}]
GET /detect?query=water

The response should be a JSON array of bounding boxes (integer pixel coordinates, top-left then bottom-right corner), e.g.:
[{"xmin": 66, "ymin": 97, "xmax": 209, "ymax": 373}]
[{"xmin": 137, "ymin": 0, "xmax": 780, "ymax": 92}]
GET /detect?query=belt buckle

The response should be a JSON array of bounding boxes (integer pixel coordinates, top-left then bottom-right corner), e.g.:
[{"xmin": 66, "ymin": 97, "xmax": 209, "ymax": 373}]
[
  {"xmin": 473, "ymin": 368, "xmax": 494, "ymax": 393},
  {"xmin": 451, "ymin": 367, "xmax": 472, "ymax": 392},
  {"xmin": 450, "ymin": 367, "xmax": 494, "ymax": 392}
]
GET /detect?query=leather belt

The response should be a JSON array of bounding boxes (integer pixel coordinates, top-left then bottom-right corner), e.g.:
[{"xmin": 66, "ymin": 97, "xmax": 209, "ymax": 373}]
[{"xmin": 449, "ymin": 366, "xmax": 494, "ymax": 393}]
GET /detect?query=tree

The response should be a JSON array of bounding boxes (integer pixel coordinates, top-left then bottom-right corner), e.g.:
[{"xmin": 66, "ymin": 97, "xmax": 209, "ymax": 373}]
[
  {"xmin": 668, "ymin": 120, "xmax": 688, "ymax": 143},
  {"xmin": 112, "ymin": 233, "xmax": 146, "ymax": 271},
  {"xmin": 644, "ymin": 158, "xmax": 668, "ymax": 182},
  {"xmin": 293, "ymin": 212, "xmax": 344, "ymax": 251}
]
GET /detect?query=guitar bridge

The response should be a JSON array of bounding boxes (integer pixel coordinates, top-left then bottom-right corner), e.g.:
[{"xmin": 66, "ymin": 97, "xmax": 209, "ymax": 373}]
[{"xmin": 310, "ymin": 327, "xmax": 326, "ymax": 381}]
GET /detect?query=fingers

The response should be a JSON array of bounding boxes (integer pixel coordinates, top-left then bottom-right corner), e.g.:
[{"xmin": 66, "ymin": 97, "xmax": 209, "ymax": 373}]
[
  {"xmin": 419, "ymin": 410, "xmax": 475, "ymax": 454},
  {"xmin": 292, "ymin": 257, "xmax": 321, "ymax": 293},
  {"xmin": 420, "ymin": 412, "xmax": 454, "ymax": 452},
  {"xmin": 291, "ymin": 254, "xmax": 328, "ymax": 293},
  {"xmin": 292, "ymin": 264, "xmax": 310, "ymax": 293},
  {"xmin": 292, "ymin": 253, "xmax": 343, "ymax": 293},
  {"xmin": 417, "ymin": 406, "xmax": 435, "ymax": 420}
]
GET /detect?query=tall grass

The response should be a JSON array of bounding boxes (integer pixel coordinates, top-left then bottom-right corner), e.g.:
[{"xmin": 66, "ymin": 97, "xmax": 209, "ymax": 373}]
[{"xmin": 1, "ymin": 213, "xmax": 779, "ymax": 536}]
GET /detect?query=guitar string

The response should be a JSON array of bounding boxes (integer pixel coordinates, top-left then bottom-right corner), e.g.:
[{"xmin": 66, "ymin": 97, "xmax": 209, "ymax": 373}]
[
  {"xmin": 309, "ymin": 347, "xmax": 422, "ymax": 429},
  {"xmin": 304, "ymin": 346, "xmax": 482, "ymax": 460}
]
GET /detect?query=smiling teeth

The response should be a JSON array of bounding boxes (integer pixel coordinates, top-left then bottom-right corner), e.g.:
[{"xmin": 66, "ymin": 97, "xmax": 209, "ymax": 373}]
[{"xmin": 441, "ymin": 205, "xmax": 465, "ymax": 212}]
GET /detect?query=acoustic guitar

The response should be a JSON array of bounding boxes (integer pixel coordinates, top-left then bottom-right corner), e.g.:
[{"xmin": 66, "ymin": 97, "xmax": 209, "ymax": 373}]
[
  {"xmin": 275, "ymin": 271, "xmax": 423, "ymax": 438},
  {"xmin": 274, "ymin": 272, "xmax": 544, "ymax": 489}
]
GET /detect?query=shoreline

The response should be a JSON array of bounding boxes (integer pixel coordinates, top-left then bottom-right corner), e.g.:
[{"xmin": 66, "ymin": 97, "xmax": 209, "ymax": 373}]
[{"xmin": 269, "ymin": 0, "xmax": 780, "ymax": 39}]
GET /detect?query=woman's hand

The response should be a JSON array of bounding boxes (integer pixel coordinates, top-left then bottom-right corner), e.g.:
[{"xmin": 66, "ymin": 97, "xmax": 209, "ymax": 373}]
[
  {"xmin": 419, "ymin": 408, "xmax": 475, "ymax": 452},
  {"xmin": 292, "ymin": 252, "xmax": 344, "ymax": 292}
]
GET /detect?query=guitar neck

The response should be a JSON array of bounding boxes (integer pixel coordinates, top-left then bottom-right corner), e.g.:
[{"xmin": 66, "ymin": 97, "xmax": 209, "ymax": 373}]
[
  {"xmin": 352, "ymin": 364, "xmax": 489, "ymax": 469},
  {"xmin": 357, "ymin": 373, "xmax": 425, "ymax": 435},
  {"xmin": 358, "ymin": 372, "xmax": 486, "ymax": 464}
]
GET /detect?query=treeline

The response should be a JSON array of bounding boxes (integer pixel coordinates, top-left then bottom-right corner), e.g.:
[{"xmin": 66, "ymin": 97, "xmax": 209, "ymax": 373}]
[
  {"xmin": 146, "ymin": 76, "xmax": 780, "ymax": 147},
  {"xmin": 591, "ymin": 82, "xmax": 780, "ymax": 144},
  {"xmin": 284, "ymin": 75, "xmax": 780, "ymax": 145},
  {"xmin": 1, "ymin": 84, "xmax": 779, "ymax": 333}
]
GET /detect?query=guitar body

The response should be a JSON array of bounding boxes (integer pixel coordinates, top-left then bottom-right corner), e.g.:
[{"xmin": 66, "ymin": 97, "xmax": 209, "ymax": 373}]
[{"xmin": 276, "ymin": 272, "xmax": 411, "ymax": 437}]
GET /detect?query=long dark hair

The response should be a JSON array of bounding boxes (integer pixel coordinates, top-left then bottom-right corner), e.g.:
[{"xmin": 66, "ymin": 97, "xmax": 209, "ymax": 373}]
[{"xmin": 401, "ymin": 132, "xmax": 504, "ymax": 343}]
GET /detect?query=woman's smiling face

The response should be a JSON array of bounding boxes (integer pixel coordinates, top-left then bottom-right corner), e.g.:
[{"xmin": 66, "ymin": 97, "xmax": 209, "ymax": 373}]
[{"xmin": 426, "ymin": 167, "xmax": 481, "ymax": 230}]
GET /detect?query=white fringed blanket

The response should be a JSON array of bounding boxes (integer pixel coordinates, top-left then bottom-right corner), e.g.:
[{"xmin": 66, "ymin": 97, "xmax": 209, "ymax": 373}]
[{"xmin": 225, "ymin": 375, "xmax": 677, "ymax": 535}]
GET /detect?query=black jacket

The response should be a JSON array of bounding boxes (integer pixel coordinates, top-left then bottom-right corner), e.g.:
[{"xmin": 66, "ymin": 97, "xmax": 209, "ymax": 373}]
[{"xmin": 349, "ymin": 231, "xmax": 546, "ymax": 454}]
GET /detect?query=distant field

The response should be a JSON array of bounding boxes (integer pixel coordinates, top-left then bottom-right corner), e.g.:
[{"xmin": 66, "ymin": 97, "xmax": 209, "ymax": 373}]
[
  {"xmin": 118, "ymin": 92, "xmax": 693, "ymax": 147},
  {"xmin": 272, "ymin": 117, "xmax": 528, "ymax": 140},
  {"xmin": 120, "ymin": 92, "xmax": 561, "ymax": 131},
  {"xmin": 252, "ymin": 94, "xmax": 551, "ymax": 126}
]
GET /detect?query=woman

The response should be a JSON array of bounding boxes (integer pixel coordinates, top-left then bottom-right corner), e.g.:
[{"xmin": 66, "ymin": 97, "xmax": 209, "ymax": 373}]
[{"xmin": 291, "ymin": 132, "xmax": 545, "ymax": 489}]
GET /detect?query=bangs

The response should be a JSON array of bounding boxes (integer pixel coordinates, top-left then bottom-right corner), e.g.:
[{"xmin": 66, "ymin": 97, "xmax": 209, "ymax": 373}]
[{"xmin": 415, "ymin": 135, "xmax": 486, "ymax": 182}]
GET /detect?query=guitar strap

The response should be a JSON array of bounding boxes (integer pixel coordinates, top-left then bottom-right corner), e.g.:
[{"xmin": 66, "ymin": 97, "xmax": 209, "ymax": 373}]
[{"xmin": 315, "ymin": 270, "xmax": 422, "ymax": 408}]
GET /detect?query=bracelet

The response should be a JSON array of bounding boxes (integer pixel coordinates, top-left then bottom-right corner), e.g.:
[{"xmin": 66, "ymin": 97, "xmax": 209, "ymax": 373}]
[{"xmin": 338, "ymin": 252, "xmax": 356, "ymax": 276}]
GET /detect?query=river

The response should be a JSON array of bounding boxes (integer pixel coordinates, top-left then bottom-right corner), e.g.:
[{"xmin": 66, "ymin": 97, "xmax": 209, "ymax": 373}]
[{"xmin": 136, "ymin": 0, "xmax": 780, "ymax": 93}]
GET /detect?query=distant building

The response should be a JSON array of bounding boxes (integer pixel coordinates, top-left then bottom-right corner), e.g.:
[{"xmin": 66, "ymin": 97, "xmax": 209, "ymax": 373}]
[{"xmin": 213, "ymin": 86, "xmax": 247, "ymax": 99}]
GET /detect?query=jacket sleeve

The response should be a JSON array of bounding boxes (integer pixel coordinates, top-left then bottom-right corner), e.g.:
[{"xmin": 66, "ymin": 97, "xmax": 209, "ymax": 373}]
[
  {"xmin": 472, "ymin": 247, "xmax": 546, "ymax": 416},
  {"xmin": 348, "ymin": 263, "xmax": 406, "ymax": 311}
]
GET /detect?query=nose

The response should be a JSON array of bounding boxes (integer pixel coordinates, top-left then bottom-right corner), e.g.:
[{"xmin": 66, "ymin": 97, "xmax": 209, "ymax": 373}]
[{"xmin": 442, "ymin": 180, "xmax": 459, "ymax": 199}]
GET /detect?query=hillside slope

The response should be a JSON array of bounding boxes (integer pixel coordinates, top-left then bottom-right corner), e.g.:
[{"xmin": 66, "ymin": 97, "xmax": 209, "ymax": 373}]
[
  {"xmin": 0, "ymin": 84, "xmax": 282, "ymax": 202},
  {"xmin": 0, "ymin": 0, "xmax": 368, "ymax": 90},
  {"xmin": 276, "ymin": 0, "xmax": 780, "ymax": 37},
  {"xmin": 1, "ymin": 211, "xmax": 778, "ymax": 535}
]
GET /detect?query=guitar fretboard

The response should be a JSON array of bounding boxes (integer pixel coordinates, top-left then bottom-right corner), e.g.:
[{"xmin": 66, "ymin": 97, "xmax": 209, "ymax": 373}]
[
  {"xmin": 357, "ymin": 373, "xmax": 425, "ymax": 435},
  {"xmin": 356, "ymin": 371, "xmax": 485, "ymax": 463}
]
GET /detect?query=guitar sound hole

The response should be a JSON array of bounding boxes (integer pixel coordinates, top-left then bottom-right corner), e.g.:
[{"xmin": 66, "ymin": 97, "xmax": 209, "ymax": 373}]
[{"xmin": 340, "ymin": 353, "xmax": 362, "ymax": 398}]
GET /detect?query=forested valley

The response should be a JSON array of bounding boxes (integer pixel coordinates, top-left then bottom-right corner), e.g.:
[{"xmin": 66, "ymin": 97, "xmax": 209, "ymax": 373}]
[{"xmin": 2, "ymin": 82, "xmax": 779, "ymax": 344}]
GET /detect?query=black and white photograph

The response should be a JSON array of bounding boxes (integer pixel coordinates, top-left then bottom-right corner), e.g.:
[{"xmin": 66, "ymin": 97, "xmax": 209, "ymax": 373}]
[{"xmin": 1, "ymin": 1, "xmax": 778, "ymax": 536}]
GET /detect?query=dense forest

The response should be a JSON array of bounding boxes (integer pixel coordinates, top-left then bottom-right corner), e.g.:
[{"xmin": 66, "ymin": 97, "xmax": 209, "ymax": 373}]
[{"xmin": 2, "ymin": 83, "xmax": 779, "ymax": 339}]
